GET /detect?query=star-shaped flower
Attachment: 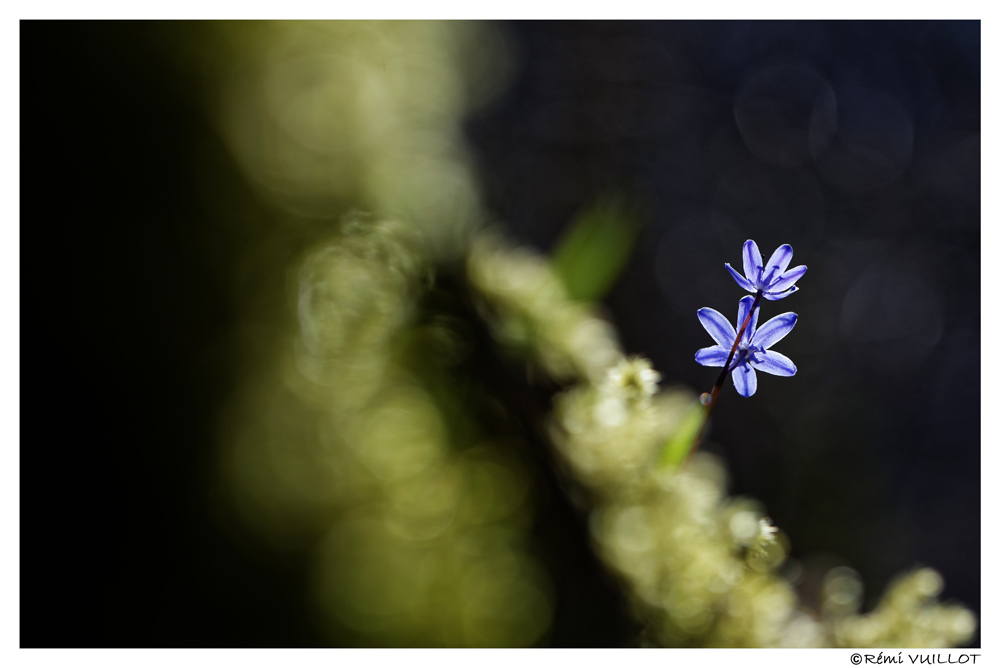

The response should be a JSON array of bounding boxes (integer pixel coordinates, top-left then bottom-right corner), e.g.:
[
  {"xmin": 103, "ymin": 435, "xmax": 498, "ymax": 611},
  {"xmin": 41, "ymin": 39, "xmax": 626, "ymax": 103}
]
[
  {"xmin": 725, "ymin": 240, "xmax": 807, "ymax": 301},
  {"xmin": 695, "ymin": 295, "xmax": 798, "ymax": 397}
]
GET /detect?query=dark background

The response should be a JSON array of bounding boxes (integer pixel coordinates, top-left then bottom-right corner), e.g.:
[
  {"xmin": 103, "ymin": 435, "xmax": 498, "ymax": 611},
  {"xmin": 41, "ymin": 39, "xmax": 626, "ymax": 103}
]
[{"xmin": 22, "ymin": 21, "xmax": 979, "ymax": 647}]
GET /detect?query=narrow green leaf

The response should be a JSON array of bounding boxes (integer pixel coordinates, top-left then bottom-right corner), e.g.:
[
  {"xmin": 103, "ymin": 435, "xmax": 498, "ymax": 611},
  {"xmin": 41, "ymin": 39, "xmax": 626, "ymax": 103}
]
[
  {"xmin": 658, "ymin": 402, "xmax": 704, "ymax": 469},
  {"xmin": 551, "ymin": 194, "xmax": 642, "ymax": 302}
]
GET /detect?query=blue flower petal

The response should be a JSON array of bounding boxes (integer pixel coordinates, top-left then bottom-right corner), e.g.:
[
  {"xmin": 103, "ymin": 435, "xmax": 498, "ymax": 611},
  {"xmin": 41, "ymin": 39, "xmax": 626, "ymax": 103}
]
[
  {"xmin": 761, "ymin": 244, "xmax": 793, "ymax": 286},
  {"xmin": 697, "ymin": 307, "xmax": 736, "ymax": 348},
  {"xmin": 748, "ymin": 350, "xmax": 797, "ymax": 377},
  {"xmin": 735, "ymin": 295, "xmax": 758, "ymax": 344},
  {"xmin": 732, "ymin": 362, "xmax": 757, "ymax": 397},
  {"xmin": 742, "ymin": 240, "xmax": 763, "ymax": 286},
  {"xmin": 753, "ymin": 312, "xmax": 798, "ymax": 349},
  {"xmin": 762, "ymin": 285, "xmax": 798, "ymax": 301},
  {"xmin": 695, "ymin": 345, "xmax": 731, "ymax": 367},
  {"xmin": 768, "ymin": 265, "xmax": 807, "ymax": 294},
  {"xmin": 726, "ymin": 263, "xmax": 756, "ymax": 292}
]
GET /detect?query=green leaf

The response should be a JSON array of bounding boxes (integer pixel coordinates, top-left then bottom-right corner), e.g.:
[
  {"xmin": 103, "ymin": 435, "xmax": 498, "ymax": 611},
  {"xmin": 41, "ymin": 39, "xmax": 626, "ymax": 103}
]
[
  {"xmin": 658, "ymin": 402, "xmax": 704, "ymax": 469},
  {"xmin": 551, "ymin": 194, "xmax": 642, "ymax": 302}
]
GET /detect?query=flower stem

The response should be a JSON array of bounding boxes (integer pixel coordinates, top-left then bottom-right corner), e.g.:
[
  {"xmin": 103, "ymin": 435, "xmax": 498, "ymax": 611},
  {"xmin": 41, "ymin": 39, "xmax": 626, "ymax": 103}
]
[{"xmin": 683, "ymin": 291, "xmax": 762, "ymax": 469}]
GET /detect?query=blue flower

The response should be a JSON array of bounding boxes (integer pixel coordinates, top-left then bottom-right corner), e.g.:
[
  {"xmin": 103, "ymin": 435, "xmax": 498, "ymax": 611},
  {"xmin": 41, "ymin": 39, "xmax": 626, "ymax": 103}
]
[
  {"xmin": 695, "ymin": 295, "xmax": 798, "ymax": 397},
  {"xmin": 725, "ymin": 240, "xmax": 807, "ymax": 301}
]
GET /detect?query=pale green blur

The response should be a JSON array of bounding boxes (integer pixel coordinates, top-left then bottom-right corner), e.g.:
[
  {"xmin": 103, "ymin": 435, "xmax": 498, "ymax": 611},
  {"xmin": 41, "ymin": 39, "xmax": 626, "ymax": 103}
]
[
  {"xmin": 208, "ymin": 20, "xmax": 509, "ymax": 257},
  {"xmin": 211, "ymin": 21, "xmax": 549, "ymax": 646}
]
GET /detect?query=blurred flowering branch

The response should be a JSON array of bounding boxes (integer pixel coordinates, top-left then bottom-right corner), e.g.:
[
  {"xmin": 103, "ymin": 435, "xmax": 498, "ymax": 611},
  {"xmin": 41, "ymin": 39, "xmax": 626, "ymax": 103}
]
[
  {"xmin": 225, "ymin": 211, "xmax": 975, "ymax": 646},
  {"xmin": 467, "ymin": 229, "xmax": 974, "ymax": 647}
]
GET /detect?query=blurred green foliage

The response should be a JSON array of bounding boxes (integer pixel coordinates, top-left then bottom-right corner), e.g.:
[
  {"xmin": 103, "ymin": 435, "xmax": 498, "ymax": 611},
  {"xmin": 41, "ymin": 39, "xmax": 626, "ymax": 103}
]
[
  {"xmin": 658, "ymin": 403, "xmax": 703, "ymax": 469},
  {"xmin": 551, "ymin": 195, "xmax": 642, "ymax": 302}
]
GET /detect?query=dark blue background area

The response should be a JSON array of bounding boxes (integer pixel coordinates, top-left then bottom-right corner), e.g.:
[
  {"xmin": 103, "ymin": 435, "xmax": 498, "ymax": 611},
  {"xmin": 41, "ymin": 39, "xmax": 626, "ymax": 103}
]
[{"xmin": 467, "ymin": 20, "xmax": 980, "ymax": 639}]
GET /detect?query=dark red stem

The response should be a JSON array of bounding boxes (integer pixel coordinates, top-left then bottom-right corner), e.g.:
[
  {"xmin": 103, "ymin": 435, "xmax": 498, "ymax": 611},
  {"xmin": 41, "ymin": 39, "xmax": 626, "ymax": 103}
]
[{"xmin": 683, "ymin": 291, "xmax": 762, "ymax": 469}]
